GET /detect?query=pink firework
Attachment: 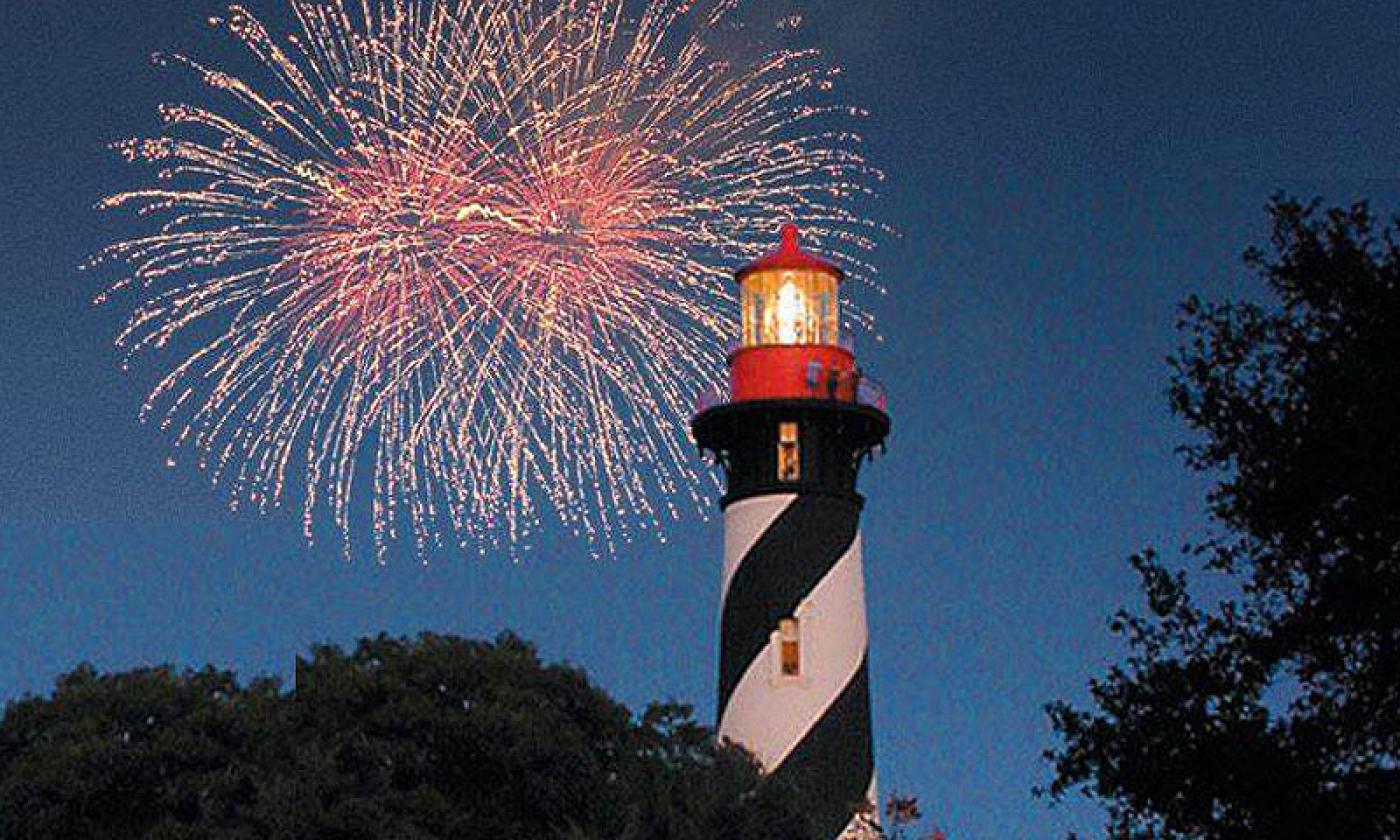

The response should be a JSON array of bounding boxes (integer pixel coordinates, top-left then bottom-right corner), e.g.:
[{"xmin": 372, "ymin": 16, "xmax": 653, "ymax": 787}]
[{"xmin": 90, "ymin": 0, "xmax": 885, "ymax": 558}]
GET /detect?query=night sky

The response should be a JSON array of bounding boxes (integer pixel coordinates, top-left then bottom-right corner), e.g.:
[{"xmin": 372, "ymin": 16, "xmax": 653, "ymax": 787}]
[{"xmin": 3, "ymin": 1, "xmax": 1400, "ymax": 837}]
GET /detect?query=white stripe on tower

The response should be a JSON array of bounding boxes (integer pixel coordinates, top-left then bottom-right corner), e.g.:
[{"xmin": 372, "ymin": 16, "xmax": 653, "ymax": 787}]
[
  {"xmin": 721, "ymin": 493, "xmax": 798, "ymax": 598},
  {"xmin": 720, "ymin": 530, "xmax": 867, "ymax": 770}
]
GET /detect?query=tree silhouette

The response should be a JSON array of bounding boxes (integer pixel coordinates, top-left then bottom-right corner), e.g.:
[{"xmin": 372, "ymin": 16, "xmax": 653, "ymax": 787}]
[
  {"xmin": 0, "ymin": 632, "xmax": 819, "ymax": 839},
  {"xmin": 1044, "ymin": 198, "xmax": 1400, "ymax": 839}
]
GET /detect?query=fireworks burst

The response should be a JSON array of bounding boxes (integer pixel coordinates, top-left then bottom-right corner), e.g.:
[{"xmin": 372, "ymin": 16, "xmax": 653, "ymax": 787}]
[{"xmin": 90, "ymin": 0, "xmax": 885, "ymax": 558}]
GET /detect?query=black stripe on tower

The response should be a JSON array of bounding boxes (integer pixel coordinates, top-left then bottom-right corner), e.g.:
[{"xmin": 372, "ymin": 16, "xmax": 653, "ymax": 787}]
[
  {"xmin": 718, "ymin": 493, "xmax": 860, "ymax": 711},
  {"xmin": 718, "ymin": 493, "xmax": 872, "ymax": 835},
  {"xmin": 773, "ymin": 657, "xmax": 874, "ymax": 838}
]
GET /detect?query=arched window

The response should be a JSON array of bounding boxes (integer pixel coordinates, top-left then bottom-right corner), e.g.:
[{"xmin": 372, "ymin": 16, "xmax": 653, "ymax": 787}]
[
  {"xmin": 778, "ymin": 617, "xmax": 800, "ymax": 677},
  {"xmin": 777, "ymin": 422, "xmax": 800, "ymax": 482}
]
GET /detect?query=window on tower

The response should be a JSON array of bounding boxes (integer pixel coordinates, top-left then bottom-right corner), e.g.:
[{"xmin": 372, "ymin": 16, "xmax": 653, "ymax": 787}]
[
  {"xmin": 777, "ymin": 422, "xmax": 800, "ymax": 482},
  {"xmin": 778, "ymin": 617, "xmax": 801, "ymax": 677}
]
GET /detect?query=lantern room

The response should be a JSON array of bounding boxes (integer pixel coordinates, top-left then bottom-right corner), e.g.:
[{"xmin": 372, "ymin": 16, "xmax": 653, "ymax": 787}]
[
  {"xmin": 737, "ymin": 224, "xmax": 842, "ymax": 348},
  {"xmin": 727, "ymin": 224, "xmax": 859, "ymax": 403}
]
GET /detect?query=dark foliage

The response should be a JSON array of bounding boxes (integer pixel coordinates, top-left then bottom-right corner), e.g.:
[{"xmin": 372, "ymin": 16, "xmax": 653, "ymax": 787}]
[
  {"xmin": 1044, "ymin": 198, "xmax": 1400, "ymax": 839},
  {"xmin": 0, "ymin": 632, "xmax": 818, "ymax": 839}
]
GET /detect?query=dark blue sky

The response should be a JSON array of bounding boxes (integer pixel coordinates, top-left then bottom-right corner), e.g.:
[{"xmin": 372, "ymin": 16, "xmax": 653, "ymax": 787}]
[{"xmin": 3, "ymin": 1, "xmax": 1399, "ymax": 836}]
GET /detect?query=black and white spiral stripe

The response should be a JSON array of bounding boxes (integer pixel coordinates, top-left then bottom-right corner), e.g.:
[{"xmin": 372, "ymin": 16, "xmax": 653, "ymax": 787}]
[{"xmin": 718, "ymin": 491, "xmax": 875, "ymax": 837}]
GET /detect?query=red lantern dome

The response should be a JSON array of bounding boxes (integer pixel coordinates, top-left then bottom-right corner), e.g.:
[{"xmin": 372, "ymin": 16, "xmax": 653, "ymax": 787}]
[{"xmin": 735, "ymin": 223, "xmax": 845, "ymax": 284}]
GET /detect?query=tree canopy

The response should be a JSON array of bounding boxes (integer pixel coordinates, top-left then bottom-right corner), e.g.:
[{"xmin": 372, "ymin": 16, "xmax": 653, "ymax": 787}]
[
  {"xmin": 0, "ymin": 632, "xmax": 820, "ymax": 839},
  {"xmin": 1045, "ymin": 198, "xmax": 1400, "ymax": 839}
]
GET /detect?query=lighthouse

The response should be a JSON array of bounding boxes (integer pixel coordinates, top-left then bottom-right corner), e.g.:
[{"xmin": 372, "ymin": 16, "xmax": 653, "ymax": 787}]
[{"xmin": 693, "ymin": 224, "xmax": 890, "ymax": 836}]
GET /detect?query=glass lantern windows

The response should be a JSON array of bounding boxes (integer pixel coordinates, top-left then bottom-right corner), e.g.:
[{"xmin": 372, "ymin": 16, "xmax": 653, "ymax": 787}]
[{"xmin": 740, "ymin": 269, "xmax": 839, "ymax": 347}]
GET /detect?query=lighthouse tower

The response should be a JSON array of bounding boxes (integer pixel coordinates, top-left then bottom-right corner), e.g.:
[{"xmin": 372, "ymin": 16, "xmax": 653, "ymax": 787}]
[{"xmin": 693, "ymin": 224, "xmax": 890, "ymax": 836}]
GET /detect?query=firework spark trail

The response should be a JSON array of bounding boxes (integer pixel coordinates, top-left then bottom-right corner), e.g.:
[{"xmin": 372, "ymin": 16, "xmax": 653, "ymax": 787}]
[{"xmin": 89, "ymin": 0, "xmax": 886, "ymax": 559}]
